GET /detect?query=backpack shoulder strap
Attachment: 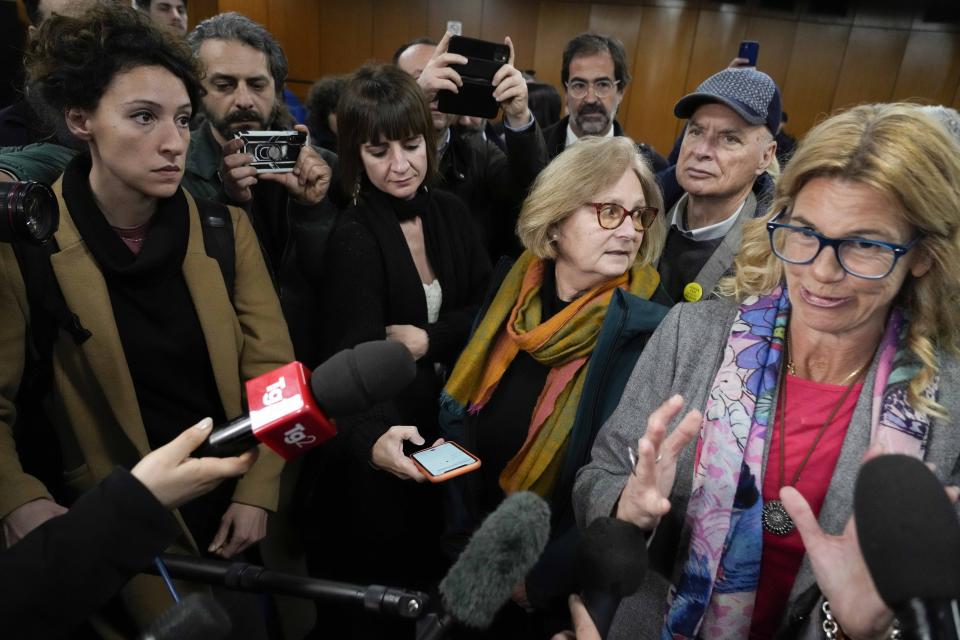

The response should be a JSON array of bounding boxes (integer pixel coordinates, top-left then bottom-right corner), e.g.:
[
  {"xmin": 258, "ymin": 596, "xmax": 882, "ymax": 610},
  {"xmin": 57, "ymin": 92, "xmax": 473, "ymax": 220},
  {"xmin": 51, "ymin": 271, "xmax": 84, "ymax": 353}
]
[{"xmin": 194, "ymin": 195, "xmax": 237, "ymax": 305}]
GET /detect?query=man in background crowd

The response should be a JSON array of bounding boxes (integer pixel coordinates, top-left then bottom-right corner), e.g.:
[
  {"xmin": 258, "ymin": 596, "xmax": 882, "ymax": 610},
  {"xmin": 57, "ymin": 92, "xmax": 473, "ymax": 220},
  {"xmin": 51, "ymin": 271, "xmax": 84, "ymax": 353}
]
[
  {"xmin": 134, "ymin": 0, "xmax": 188, "ymax": 36},
  {"xmin": 656, "ymin": 67, "xmax": 779, "ymax": 304},
  {"xmin": 395, "ymin": 34, "xmax": 548, "ymax": 259},
  {"xmin": 543, "ymin": 32, "xmax": 667, "ymax": 172}
]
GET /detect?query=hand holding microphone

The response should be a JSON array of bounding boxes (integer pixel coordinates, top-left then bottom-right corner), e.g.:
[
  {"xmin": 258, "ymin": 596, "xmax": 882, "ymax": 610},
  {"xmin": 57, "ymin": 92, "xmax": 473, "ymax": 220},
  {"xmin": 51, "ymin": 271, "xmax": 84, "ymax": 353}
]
[{"xmin": 132, "ymin": 418, "xmax": 257, "ymax": 510}]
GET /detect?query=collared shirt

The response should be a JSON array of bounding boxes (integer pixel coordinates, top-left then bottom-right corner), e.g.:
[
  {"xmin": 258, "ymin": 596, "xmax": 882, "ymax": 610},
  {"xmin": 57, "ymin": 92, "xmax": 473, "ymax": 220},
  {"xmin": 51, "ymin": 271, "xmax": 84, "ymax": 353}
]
[
  {"xmin": 668, "ymin": 193, "xmax": 746, "ymax": 242},
  {"xmin": 564, "ymin": 121, "xmax": 615, "ymax": 148},
  {"xmin": 438, "ymin": 113, "xmax": 534, "ymax": 157}
]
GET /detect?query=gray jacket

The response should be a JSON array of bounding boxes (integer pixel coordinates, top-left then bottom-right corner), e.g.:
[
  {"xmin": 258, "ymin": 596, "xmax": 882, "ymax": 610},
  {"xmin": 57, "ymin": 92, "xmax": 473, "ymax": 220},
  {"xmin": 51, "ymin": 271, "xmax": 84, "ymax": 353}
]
[{"xmin": 573, "ymin": 299, "xmax": 960, "ymax": 639}]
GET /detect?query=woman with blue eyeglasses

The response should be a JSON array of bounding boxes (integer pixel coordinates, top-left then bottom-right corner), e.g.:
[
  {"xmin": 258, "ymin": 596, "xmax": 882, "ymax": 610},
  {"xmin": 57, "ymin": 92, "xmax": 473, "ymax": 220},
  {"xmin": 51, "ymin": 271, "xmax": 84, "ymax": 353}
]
[{"xmin": 573, "ymin": 103, "xmax": 960, "ymax": 640}]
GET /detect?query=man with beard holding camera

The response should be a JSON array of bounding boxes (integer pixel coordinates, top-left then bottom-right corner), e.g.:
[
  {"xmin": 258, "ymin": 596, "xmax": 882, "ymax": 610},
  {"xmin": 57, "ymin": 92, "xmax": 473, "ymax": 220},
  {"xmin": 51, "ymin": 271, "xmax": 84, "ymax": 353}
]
[
  {"xmin": 186, "ymin": 12, "xmax": 343, "ymax": 370},
  {"xmin": 542, "ymin": 33, "xmax": 667, "ymax": 172}
]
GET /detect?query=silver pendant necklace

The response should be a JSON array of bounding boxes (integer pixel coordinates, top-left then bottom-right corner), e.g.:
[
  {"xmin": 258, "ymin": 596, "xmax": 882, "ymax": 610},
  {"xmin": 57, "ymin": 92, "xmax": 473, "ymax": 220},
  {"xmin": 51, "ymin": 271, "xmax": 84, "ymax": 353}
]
[{"xmin": 762, "ymin": 336, "xmax": 866, "ymax": 536}]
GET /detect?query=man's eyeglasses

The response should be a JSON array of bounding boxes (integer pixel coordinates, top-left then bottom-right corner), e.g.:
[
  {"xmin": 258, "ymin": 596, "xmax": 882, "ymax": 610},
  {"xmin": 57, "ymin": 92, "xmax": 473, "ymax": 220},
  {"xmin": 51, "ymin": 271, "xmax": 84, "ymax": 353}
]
[
  {"xmin": 767, "ymin": 210, "xmax": 919, "ymax": 279},
  {"xmin": 587, "ymin": 202, "xmax": 658, "ymax": 232},
  {"xmin": 565, "ymin": 79, "xmax": 620, "ymax": 99}
]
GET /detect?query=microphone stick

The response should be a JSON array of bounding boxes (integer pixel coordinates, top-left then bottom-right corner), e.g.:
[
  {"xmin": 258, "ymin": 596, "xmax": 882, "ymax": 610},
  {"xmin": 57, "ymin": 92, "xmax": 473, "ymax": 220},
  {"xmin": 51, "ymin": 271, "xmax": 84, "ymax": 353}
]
[
  {"xmin": 578, "ymin": 517, "xmax": 648, "ymax": 638},
  {"xmin": 146, "ymin": 554, "xmax": 428, "ymax": 619}
]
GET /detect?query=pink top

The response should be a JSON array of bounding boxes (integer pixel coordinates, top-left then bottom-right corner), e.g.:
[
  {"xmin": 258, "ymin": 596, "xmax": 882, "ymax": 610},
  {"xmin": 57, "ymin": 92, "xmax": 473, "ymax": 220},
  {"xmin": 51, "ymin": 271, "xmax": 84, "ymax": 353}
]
[
  {"xmin": 749, "ymin": 374, "xmax": 864, "ymax": 639},
  {"xmin": 111, "ymin": 222, "xmax": 150, "ymax": 255}
]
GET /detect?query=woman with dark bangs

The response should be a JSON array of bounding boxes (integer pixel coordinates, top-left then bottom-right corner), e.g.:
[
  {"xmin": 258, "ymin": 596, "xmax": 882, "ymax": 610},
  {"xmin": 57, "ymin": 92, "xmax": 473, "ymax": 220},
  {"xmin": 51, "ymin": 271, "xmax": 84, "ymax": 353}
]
[{"xmin": 301, "ymin": 63, "xmax": 490, "ymax": 639}]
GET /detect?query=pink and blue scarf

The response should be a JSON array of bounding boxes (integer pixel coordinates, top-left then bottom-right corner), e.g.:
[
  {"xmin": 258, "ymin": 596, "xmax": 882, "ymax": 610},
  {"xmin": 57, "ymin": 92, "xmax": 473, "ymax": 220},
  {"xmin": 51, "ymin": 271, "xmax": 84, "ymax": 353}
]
[{"xmin": 663, "ymin": 287, "xmax": 934, "ymax": 639}]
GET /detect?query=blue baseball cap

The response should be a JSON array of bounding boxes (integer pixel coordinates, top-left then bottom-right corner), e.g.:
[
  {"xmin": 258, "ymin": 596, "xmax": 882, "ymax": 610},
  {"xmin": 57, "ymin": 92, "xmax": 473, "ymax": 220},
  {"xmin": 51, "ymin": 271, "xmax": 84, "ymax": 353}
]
[{"xmin": 674, "ymin": 68, "xmax": 782, "ymax": 135}]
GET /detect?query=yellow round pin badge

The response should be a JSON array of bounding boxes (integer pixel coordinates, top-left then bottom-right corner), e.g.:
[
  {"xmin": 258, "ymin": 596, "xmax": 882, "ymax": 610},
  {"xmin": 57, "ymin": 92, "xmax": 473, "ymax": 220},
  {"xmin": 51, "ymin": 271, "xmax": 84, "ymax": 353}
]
[{"xmin": 683, "ymin": 282, "xmax": 703, "ymax": 302}]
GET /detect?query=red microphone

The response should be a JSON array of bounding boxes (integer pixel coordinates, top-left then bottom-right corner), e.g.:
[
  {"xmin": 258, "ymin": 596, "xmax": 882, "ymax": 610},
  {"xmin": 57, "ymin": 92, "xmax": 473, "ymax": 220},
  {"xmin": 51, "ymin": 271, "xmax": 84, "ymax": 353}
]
[{"xmin": 197, "ymin": 341, "xmax": 415, "ymax": 460}]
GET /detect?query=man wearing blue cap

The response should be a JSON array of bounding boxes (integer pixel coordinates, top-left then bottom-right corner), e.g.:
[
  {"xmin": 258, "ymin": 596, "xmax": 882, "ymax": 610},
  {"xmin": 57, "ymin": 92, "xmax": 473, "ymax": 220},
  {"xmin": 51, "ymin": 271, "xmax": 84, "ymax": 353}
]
[{"xmin": 657, "ymin": 67, "xmax": 780, "ymax": 304}]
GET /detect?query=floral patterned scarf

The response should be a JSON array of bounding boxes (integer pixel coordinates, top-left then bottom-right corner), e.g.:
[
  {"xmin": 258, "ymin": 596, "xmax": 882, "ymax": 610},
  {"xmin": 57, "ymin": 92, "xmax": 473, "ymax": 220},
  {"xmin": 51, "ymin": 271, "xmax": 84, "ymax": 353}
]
[{"xmin": 663, "ymin": 286, "xmax": 934, "ymax": 639}]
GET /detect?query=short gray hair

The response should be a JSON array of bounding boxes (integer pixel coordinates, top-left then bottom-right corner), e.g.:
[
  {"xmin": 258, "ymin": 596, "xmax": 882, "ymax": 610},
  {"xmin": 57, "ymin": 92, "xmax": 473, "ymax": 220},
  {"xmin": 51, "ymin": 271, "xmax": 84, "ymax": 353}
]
[{"xmin": 187, "ymin": 12, "xmax": 287, "ymax": 97}]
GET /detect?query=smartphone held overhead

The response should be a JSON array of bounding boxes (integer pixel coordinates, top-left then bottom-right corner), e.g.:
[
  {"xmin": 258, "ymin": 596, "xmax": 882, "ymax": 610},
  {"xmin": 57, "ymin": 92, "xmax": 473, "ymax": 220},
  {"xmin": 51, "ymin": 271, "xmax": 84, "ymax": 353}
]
[
  {"xmin": 738, "ymin": 40, "xmax": 759, "ymax": 67},
  {"xmin": 437, "ymin": 35, "xmax": 510, "ymax": 119}
]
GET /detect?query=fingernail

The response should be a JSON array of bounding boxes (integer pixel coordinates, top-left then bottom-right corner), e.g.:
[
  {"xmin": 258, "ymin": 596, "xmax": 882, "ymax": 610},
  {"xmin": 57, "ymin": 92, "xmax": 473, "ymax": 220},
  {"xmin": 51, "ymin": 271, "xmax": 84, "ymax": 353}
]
[
  {"xmin": 196, "ymin": 418, "xmax": 212, "ymax": 431},
  {"xmin": 670, "ymin": 394, "xmax": 682, "ymax": 403}
]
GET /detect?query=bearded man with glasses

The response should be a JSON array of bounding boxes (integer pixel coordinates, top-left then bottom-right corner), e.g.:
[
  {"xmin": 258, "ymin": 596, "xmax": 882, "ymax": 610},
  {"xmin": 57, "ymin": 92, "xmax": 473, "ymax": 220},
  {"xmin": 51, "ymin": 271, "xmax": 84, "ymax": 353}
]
[{"xmin": 542, "ymin": 33, "xmax": 667, "ymax": 171}]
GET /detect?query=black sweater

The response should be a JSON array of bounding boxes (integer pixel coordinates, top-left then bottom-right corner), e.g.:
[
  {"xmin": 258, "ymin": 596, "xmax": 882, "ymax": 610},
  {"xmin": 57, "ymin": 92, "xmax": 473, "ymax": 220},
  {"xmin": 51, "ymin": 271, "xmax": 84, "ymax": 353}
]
[{"xmin": 318, "ymin": 186, "xmax": 492, "ymax": 460}]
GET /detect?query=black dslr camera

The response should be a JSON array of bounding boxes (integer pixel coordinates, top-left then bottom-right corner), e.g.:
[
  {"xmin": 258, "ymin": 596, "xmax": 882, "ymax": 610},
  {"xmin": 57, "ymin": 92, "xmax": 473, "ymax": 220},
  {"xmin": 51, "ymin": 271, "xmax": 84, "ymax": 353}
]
[
  {"xmin": 236, "ymin": 130, "xmax": 307, "ymax": 173},
  {"xmin": 0, "ymin": 181, "xmax": 59, "ymax": 245}
]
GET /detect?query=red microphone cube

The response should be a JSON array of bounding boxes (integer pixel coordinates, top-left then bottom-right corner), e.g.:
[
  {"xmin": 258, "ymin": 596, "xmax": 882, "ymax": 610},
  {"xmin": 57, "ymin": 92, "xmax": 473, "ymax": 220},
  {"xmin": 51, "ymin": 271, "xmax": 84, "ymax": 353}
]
[{"xmin": 246, "ymin": 362, "xmax": 336, "ymax": 460}]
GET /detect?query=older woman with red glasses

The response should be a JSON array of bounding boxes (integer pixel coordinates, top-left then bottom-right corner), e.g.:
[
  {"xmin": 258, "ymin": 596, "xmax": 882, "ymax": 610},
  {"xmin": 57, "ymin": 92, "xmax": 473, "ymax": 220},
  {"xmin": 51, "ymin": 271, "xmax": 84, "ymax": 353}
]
[
  {"xmin": 575, "ymin": 103, "xmax": 960, "ymax": 640},
  {"xmin": 440, "ymin": 135, "xmax": 671, "ymax": 638}
]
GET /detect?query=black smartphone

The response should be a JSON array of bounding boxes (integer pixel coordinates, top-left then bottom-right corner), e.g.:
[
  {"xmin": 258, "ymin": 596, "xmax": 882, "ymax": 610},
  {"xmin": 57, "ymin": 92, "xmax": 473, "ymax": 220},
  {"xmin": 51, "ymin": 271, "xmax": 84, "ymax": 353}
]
[
  {"xmin": 738, "ymin": 40, "xmax": 759, "ymax": 67},
  {"xmin": 437, "ymin": 35, "xmax": 510, "ymax": 119}
]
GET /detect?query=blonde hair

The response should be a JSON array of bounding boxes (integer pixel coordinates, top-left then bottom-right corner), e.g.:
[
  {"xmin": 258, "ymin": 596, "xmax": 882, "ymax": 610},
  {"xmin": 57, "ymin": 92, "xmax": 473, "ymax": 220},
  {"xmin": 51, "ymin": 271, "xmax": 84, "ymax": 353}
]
[
  {"xmin": 516, "ymin": 136, "xmax": 666, "ymax": 266},
  {"xmin": 720, "ymin": 103, "xmax": 960, "ymax": 417}
]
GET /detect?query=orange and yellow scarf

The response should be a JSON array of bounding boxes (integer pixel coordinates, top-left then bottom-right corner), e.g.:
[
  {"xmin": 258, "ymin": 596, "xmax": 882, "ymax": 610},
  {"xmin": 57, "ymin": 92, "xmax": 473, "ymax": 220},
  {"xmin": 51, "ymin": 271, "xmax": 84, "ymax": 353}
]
[{"xmin": 441, "ymin": 251, "xmax": 660, "ymax": 497}]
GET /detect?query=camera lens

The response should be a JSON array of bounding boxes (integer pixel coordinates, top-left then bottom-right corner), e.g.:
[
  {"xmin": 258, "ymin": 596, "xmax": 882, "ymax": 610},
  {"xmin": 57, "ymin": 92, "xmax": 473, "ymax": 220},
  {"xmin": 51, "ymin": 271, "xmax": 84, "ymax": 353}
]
[{"xmin": 0, "ymin": 181, "xmax": 59, "ymax": 245}]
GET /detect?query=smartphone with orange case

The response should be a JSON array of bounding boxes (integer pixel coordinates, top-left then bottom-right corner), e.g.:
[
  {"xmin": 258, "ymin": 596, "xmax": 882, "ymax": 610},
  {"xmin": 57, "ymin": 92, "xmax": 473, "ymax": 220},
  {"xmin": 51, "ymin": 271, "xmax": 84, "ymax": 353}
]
[{"xmin": 410, "ymin": 441, "xmax": 481, "ymax": 483}]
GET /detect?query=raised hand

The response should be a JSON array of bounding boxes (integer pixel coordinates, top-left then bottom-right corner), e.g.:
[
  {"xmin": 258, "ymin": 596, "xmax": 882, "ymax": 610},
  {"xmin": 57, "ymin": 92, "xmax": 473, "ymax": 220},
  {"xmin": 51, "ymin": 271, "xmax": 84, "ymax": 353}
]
[
  {"xmin": 616, "ymin": 395, "xmax": 702, "ymax": 530},
  {"xmin": 491, "ymin": 36, "xmax": 531, "ymax": 127}
]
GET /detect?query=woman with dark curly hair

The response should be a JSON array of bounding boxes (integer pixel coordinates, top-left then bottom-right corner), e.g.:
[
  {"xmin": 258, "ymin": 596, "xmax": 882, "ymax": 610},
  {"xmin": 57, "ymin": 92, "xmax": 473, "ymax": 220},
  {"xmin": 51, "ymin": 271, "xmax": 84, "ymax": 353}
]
[{"xmin": 0, "ymin": 3, "xmax": 291, "ymax": 635}]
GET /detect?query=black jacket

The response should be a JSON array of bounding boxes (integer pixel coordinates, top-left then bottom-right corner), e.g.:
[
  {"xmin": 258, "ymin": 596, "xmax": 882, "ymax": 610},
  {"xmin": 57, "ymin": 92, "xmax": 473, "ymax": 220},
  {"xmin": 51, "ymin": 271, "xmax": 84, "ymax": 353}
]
[
  {"xmin": 437, "ymin": 120, "xmax": 548, "ymax": 260},
  {"xmin": 1, "ymin": 468, "xmax": 179, "ymax": 639},
  {"xmin": 183, "ymin": 124, "xmax": 345, "ymax": 368},
  {"xmin": 542, "ymin": 115, "xmax": 668, "ymax": 173}
]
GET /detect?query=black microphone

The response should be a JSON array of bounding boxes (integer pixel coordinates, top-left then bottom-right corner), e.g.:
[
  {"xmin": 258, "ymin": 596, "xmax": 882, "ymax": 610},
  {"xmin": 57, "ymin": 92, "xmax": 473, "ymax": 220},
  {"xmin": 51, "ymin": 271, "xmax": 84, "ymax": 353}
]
[
  {"xmin": 416, "ymin": 491, "xmax": 552, "ymax": 640},
  {"xmin": 855, "ymin": 454, "xmax": 960, "ymax": 640},
  {"xmin": 139, "ymin": 593, "xmax": 231, "ymax": 640},
  {"xmin": 577, "ymin": 517, "xmax": 648, "ymax": 638},
  {"xmin": 197, "ymin": 340, "xmax": 415, "ymax": 459}
]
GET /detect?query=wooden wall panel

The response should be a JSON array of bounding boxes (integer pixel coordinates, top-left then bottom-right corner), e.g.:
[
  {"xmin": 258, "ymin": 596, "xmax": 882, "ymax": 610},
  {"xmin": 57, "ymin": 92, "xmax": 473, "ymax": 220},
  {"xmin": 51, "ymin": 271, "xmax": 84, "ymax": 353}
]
[
  {"xmin": 891, "ymin": 30, "xmax": 960, "ymax": 106},
  {"xmin": 207, "ymin": 1, "xmax": 960, "ymax": 142},
  {"xmin": 317, "ymin": 1, "xmax": 374, "ymax": 78},
  {"xmin": 217, "ymin": 0, "xmax": 268, "ymax": 26},
  {"xmin": 781, "ymin": 21, "xmax": 849, "ymax": 137},
  {"xmin": 831, "ymin": 26, "xmax": 910, "ymax": 110},
  {"xmin": 532, "ymin": 1, "xmax": 590, "ymax": 88},
  {"xmin": 622, "ymin": 6, "xmax": 698, "ymax": 154},
  {"xmin": 684, "ymin": 10, "xmax": 748, "ymax": 94},
  {"xmin": 479, "ymin": 0, "xmax": 540, "ymax": 71},
  {"xmin": 588, "ymin": 4, "xmax": 644, "ymax": 138},
  {"xmin": 427, "ymin": 0, "xmax": 483, "ymax": 39},
  {"xmin": 189, "ymin": 0, "xmax": 220, "ymax": 27},
  {"xmin": 270, "ymin": 0, "xmax": 321, "ymax": 84},
  {"xmin": 742, "ymin": 16, "xmax": 797, "ymax": 92},
  {"xmin": 372, "ymin": 0, "xmax": 429, "ymax": 64}
]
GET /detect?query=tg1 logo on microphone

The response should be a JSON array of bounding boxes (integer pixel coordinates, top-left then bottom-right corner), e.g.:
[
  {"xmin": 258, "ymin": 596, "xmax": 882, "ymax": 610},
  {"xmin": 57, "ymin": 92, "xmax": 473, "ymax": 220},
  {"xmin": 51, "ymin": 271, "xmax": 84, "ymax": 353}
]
[{"xmin": 246, "ymin": 363, "xmax": 336, "ymax": 459}]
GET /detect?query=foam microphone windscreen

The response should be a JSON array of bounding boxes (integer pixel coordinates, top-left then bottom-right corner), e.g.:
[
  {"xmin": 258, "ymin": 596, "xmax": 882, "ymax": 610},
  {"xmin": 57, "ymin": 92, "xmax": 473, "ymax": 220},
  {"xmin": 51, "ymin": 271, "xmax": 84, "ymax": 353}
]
[
  {"xmin": 311, "ymin": 340, "xmax": 416, "ymax": 416},
  {"xmin": 439, "ymin": 491, "xmax": 551, "ymax": 629},
  {"xmin": 854, "ymin": 454, "xmax": 960, "ymax": 606},
  {"xmin": 578, "ymin": 517, "xmax": 648, "ymax": 599},
  {"xmin": 140, "ymin": 593, "xmax": 231, "ymax": 640}
]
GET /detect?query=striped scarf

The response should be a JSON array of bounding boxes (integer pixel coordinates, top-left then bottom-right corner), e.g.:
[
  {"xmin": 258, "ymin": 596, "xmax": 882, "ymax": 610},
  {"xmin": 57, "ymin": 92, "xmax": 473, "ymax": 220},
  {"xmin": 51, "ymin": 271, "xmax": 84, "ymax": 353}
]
[{"xmin": 441, "ymin": 251, "xmax": 660, "ymax": 496}]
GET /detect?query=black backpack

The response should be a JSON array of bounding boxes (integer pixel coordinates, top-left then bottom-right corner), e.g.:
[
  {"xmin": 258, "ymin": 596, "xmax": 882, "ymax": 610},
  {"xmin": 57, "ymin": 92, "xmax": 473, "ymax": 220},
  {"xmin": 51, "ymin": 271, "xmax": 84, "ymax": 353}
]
[{"xmin": 10, "ymin": 197, "xmax": 236, "ymax": 500}]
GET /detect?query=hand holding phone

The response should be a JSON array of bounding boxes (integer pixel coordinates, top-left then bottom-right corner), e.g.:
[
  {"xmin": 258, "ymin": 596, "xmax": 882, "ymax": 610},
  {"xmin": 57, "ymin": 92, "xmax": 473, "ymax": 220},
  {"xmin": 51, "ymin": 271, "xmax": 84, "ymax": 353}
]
[
  {"xmin": 437, "ymin": 35, "xmax": 511, "ymax": 119},
  {"xmin": 410, "ymin": 441, "xmax": 481, "ymax": 483},
  {"xmin": 737, "ymin": 40, "xmax": 759, "ymax": 67}
]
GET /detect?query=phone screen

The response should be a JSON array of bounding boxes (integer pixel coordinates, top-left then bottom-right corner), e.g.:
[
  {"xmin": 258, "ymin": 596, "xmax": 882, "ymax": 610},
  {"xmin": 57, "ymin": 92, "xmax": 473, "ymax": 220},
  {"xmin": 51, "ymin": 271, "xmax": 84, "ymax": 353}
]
[{"xmin": 412, "ymin": 442, "xmax": 477, "ymax": 477}]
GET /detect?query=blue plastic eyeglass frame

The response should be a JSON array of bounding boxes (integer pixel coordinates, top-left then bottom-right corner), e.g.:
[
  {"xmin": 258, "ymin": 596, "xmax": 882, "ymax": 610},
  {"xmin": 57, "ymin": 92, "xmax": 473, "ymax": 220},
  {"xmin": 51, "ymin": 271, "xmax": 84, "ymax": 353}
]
[{"xmin": 766, "ymin": 209, "xmax": 919, "ymax": 280}]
